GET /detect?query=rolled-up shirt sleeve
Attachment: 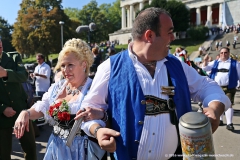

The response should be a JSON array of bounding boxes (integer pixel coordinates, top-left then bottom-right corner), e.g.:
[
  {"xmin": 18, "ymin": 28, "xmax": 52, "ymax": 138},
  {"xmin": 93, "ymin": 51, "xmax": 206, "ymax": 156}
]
[
  {"xmin": 81, "ymin": 59, "xmax": 111, "ymax": 136},
  {"xmin": 31, "ymin": 83, "xmax": 54, "ymax": 120},
  {"xmin": 81, "ymin": 120, "xmax": 106, "ymax": 137},
  {"xmin": 182, "ymin": 62, "xmax": 231, "ymax": 111},
  {"xmin": 202, "ymin": 60, "xmax": 215, "ymax": 72}
]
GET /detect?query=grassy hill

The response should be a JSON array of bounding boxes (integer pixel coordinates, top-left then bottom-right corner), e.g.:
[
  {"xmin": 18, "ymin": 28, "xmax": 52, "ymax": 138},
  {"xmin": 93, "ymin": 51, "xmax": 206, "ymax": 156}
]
[
  {"xmin": 22, "ymin": 54, "xmax": 59, "ymax": 64},
  {"xmin": 114, "ymin": 38, "xmax": 205, "ymax": 56},
  {"xmin": 22, "ymin": 38, "xmax": 205, "ymax": 64},
  {"xmin": 170, "ymin": 38, "xmax": 205, "ymax": 55}
]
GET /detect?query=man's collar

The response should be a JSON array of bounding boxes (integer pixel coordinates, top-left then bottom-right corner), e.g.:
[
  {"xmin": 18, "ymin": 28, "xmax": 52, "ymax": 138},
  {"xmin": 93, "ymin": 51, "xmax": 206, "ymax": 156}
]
[{"xmin": 218, "ymin": 58, "xmax": 231, "ymax": 62}]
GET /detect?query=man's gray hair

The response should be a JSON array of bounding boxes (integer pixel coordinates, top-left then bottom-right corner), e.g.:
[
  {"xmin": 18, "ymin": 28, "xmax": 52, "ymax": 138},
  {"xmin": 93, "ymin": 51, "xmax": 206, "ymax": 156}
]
[{"xmin": 131, "ymin": 7, "xmax": 171, "ymax": 40}]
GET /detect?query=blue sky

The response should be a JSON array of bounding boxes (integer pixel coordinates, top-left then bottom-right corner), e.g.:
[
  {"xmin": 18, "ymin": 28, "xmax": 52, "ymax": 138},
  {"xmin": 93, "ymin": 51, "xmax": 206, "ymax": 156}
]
[{"xmin": 0, "ymin": 0, "xmax": 116, "ymax": 25}]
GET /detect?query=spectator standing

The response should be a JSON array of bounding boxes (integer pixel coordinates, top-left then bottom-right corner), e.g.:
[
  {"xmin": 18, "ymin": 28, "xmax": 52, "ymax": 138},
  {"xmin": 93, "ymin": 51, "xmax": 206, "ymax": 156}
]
[
  {"xmin": 104, "ymin": 47, "xmax": 116, "ymax": 60},
  {"xmin": 179, "ymin": 47, "xmax": 188, "ymax": 62},
  {"xmin": 219, "ymin": 40, "xmax": 223, "ymax": 48},
  {"xmin": 89, "ymin": 47, "xmax": 102, "ymax": 79},
  {"xmin": 232, "ymin": 40, "xmax": 236, "ymax": 49},
  {"xmin": 202, "ymin": 47, "xmax": 240, "ymax": 131},
  {"xmin": 198, "ymin": 46, "xmax": 203, "ymax": 56},
  {"xmin": 215, "ymin": 41, "xmax": 219, "ymax": 51},
  {"xmin": 0, "ymin": 40, "xmax": 36, "ymax": 160},
  {"xmin": 234, "ymin": 34, "xmax": 238, "ymax": 41},
  {"xmin": 226, "ymin": 40, "xmax": 230, "ymax": 48},
  {"xmin": 30, "ymin": 53, "xmax": 51, "ymax": 97}
]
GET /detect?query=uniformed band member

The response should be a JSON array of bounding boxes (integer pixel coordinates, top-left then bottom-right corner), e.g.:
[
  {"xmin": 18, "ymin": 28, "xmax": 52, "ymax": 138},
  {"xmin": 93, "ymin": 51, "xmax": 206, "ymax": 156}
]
[
  {"xmin": 0, "ymin": 40, "xmax": 36, "ymax": 160},
  {"xmin": 76, "ymin": 7, "xmax": 231, "ymax": 160},
  {"xmin": 202, "ymin": 47, "xmax": 240, "ymax": 131}
]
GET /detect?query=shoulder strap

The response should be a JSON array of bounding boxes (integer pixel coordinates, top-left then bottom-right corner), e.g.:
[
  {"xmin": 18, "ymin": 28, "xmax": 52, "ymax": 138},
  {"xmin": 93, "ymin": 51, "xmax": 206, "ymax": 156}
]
[{"xmin": 209, "ymin": 60, "xmax": 219, "ymax": 79}]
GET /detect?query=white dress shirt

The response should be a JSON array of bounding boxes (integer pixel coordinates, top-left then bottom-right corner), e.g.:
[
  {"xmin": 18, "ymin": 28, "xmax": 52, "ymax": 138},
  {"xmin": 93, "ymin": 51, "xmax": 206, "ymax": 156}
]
[
  {"xmin": 81, "ymin": 44, "xmax": 231, "ymax": 160},
  {"xmin": 202, "ymin": 58, "xmax": 240, "ymax": 86},
  {"xmin": 34, "ymin": 62, "xmax": 51, "ymax": 92}
]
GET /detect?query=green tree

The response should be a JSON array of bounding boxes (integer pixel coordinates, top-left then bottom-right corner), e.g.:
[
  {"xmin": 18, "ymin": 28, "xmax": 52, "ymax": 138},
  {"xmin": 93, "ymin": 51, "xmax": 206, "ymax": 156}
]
[
  {"xmin": 12, "ymin": 0, "xmax": 71, "ymax": 59},
  {"xmin": 187, "ymin": 26, "xmax": 209, "ymax": 40},
  {"xmin": 64, "ymin": 0, "xmax": 121, "ymax": 43},
  {"xmin": 0, "ymin": 16, "xmax": 14, "ymax": 52},
  {"xmin": 141, "ymin": 0, "xmax": 190, "ymax": 32},
  {"xmin": 64, "ymin": 8, "xmax": 81, "ymax": 22},
  {"xmin": 99, "ymin": 0, "xmax": 121, "ymax": 35},
  {"xmin": 74, "ymin": 0, "xmax": 110, "ymax": 43}
]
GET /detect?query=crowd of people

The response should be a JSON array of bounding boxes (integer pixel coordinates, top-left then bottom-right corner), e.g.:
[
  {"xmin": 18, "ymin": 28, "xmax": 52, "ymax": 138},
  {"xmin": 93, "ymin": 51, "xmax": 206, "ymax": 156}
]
[
  {"xmin": 179, "ymin": 36, "xmax": 240, "ymax": 132},
  {"xmin": 0, "ymin": 6, "xmax": 239, "ymax": 160},
  {"xmin": 223, "ymin": 24, "xmax": 240, "ymax": 34}
]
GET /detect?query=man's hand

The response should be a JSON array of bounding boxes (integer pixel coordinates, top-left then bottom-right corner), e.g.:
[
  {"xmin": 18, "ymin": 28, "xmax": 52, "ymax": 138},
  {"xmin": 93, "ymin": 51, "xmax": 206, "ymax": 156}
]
[
  {"xmin": 97, "ymin": 128, "xmax": 120, "ymax": 153},
  {"xmin": 203, "ymin": 101, "xmax": 225, "ymax": 133},
  {"xmin": 203, "ymin": 54, "xmax": 209, "ymax": 62},
  {"xmin": 0, "ymin": 66, "xmax": 7, "ymax": 78},
  {"xmin": 3, "ymin": 107, "xmax": 16, "ymax": 117},
  {"xmin": 30, "ymin": 73, "xmax": 35, "ymax": 79},
  {"xmin": 202, "ymin": 54, "xmax": 210, "ymax": 67},
  {"xmin": 75, "ymin": 107, "xmax": 104, "ymax": 122}
]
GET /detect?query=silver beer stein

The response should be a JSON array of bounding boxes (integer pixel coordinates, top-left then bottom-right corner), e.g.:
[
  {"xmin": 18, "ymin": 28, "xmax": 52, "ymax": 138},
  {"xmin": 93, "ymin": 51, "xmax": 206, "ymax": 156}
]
[{"xmin": 179, "ymin": 112, "xmax": 216, "ymax": 160}]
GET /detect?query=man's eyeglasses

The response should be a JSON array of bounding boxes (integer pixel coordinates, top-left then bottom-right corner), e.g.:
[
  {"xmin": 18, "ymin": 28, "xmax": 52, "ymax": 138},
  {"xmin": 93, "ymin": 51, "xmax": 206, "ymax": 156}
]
[{"xmin": 220, "ymin": 52, "xmax": 228, "ymax": 54}]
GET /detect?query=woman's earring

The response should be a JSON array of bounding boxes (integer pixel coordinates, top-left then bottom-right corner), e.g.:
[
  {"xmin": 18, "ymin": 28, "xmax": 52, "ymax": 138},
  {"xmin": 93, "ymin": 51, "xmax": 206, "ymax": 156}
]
[{"xmin": 83, "ymin": 68, "xmax": 86, "ymax": 72}]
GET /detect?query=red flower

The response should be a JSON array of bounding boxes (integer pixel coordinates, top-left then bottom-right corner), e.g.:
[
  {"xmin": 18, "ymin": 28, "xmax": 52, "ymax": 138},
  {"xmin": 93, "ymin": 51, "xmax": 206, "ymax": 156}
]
[
  {"xmin": 61, "ymin": 112, "xmax": 70, "ymax": 121},
  {"xmin": 55, "ymin": 102, "xmax": 62, "ymax": 109},
  {"xmin": 57, "ymin": 112, "xmax": 63, "ymax": 121},
  {"xmin": 49, "ymin": 106, "xmax": 55, "ymax": 116},
  {"xmin": 48, "ymin": 99, "xmax": 70, "ymax": 121}
]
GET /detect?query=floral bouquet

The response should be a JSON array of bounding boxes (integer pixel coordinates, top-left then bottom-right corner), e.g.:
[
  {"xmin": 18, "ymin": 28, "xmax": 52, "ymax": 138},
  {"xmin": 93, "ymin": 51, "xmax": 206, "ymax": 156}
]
[{"xmin": 48, "ymin": 99, "xmax": 71, "ymax": 121}]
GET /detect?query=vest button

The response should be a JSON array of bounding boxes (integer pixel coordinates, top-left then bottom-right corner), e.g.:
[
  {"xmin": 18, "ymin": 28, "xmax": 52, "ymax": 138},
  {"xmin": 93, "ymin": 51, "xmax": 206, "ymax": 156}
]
[
  {"xmin": 141, "ymin": 100, "xmax": 146, "ymax": 105},
  {"xmin": 134, "ymin": 140, "xmax": 139, "ymax": 143},
  {"xmin": 138, "ymin": 121, "xmax": 143, "ymax": 125}
]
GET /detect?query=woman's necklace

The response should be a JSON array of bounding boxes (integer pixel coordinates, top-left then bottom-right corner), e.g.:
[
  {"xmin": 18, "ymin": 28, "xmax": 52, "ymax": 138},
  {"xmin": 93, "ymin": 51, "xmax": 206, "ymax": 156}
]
[
  {"xmin": 66, "ymin": 85, "xmax": 83, "ymax": 96},
  {"xmin": 66, "ymin": 77, "xmax": 87, "ymax": 96}
]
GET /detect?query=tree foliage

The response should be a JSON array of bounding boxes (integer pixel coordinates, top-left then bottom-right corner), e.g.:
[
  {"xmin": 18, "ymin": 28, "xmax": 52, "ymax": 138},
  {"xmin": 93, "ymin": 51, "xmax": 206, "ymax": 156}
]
[
  {"xmin": 64, "ymin": 8, "xmax": 81, "ymax": 22},
  {"xmin": 99, "ymin": 0, "xmax": 121, "ymax": 35},
  {"xmin": 64, "ymin": 0, "xmax": 121, "ymax": 44},
  {"xmin": 141, "ymin": 0, "xmax": 190, "ymax": 32},
  {"xmin": 0, "ymin": 17, "xmax": 14, "ymax": 52},
  {"xmin": 187, "ymin": 26, "xmax": 209, "ymax": 40},
  {"xmin": 12, "ymin": 0, "xmax": 71, "ymax": 59}
]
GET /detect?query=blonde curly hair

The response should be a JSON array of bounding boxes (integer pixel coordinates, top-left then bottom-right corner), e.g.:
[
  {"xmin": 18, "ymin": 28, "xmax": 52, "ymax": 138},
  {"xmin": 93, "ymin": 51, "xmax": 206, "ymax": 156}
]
[{"xmin": 54, "ymin": 38, "xmax": 94, "ymax": 75}]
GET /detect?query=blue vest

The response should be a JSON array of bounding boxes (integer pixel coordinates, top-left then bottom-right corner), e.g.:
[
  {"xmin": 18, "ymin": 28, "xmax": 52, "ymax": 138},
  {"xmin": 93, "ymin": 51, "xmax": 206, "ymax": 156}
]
[
  {"xmin": 108, "ymin": 50, "xmax": 192, "ymax": 160},
  {"xmin": 209, "ymin": 59, "xmax": 238, "ymax": 89}
]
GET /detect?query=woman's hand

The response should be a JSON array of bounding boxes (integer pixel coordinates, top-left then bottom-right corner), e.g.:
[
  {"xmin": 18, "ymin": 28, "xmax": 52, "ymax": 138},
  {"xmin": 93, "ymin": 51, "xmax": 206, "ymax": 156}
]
[
  {"xmin": 13, "ymin": 110, "xmax": 30, "ymax": 139},
  {"xmin": 75, "ymin": 107, "xmax": 104, "ymax": 122}
]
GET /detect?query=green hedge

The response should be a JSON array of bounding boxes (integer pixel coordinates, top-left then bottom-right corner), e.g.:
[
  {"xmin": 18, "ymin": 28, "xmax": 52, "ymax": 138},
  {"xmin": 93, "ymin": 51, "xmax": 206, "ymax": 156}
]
[{"xmin": 187, "ymin": 26, "xmax": 209, "ymax": 40}]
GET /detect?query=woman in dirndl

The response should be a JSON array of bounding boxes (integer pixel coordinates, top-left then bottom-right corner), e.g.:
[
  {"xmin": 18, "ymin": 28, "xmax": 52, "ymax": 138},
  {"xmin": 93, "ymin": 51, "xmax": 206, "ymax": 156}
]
[{"xmin": 13, "ymin": 38, "xmax": 106, "ymax": 160}]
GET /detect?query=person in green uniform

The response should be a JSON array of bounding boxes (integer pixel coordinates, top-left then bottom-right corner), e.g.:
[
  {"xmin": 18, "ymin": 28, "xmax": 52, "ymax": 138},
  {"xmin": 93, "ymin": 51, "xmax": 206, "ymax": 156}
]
[{"xmin": 0, "ymin": 40, "xmax": 36, "ymax": 160}]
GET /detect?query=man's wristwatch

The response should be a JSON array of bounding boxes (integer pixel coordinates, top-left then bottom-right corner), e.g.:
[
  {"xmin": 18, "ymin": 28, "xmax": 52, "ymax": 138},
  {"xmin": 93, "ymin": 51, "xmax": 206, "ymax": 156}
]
[{"xmin": 93, "ymin": 126, "xmax": 103, "ymax": 139}]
